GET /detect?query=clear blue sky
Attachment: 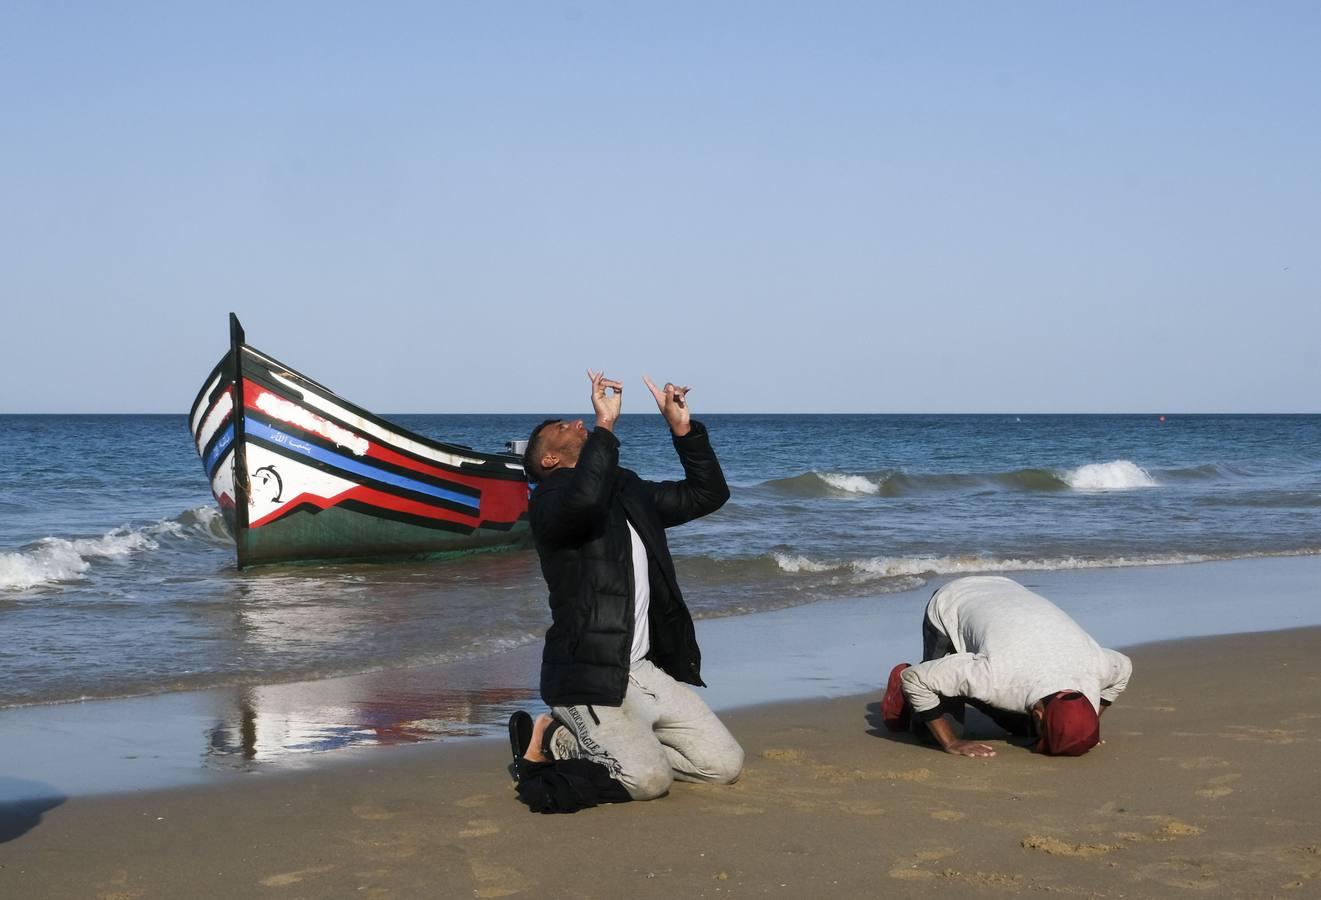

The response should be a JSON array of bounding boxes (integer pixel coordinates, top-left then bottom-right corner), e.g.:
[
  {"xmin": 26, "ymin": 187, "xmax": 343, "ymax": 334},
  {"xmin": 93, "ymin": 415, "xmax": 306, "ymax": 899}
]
[{"xmin": 2, "ymin": 2, "xmax": 1317, "ymax": 413}]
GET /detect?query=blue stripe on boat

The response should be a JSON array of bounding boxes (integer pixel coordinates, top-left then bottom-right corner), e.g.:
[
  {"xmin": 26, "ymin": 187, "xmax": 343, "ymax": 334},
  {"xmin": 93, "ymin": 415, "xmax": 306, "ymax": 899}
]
[
  {"xmin": 246, "ymin": 419, "xmax": 481, "ymax": 510},
  {"xmin": 205, "ymin": 425, "xmax": 235, "ymax": 475}
]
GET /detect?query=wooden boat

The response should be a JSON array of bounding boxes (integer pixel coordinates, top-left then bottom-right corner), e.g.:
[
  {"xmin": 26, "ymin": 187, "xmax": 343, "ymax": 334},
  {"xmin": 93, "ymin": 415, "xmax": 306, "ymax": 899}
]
[{"xmin": 189, "ymin": 314, "xmax": 530, "ymax": 568}]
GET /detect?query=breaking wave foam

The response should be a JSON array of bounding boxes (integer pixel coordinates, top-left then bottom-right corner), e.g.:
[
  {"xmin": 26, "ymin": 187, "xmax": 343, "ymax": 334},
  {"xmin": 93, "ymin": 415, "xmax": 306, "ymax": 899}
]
[
  {"xmin": 0, "ymin": 506, "xmax": 230, "ymax": 592},
  {"xmin": 761, "ymin": 459, "xmax": 1164, "ymax": 497},
  {"xmin": 818, "ymin": 473, "xmax": 882, "ymax": 495},
  {"xmin": 770, "ymin": 548, "xmax": 1319, "ymax": 582},
  {"xmin": 1063, "ymin": 460, "xmax": 1158, "ymax": 491}
]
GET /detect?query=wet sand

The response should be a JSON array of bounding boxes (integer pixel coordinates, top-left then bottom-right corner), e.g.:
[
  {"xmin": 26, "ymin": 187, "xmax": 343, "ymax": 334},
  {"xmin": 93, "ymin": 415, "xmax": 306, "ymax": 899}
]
[{"xmin": 3, "ymin": 625, "xmax": 1320, "ymax": 898}]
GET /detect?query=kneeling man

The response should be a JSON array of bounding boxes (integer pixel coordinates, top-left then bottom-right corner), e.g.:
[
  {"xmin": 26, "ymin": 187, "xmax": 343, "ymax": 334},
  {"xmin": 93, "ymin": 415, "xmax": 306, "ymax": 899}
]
[
  {"xmin": 883, "ymin": 575, "xmax": 1132, "ymax": 758},
  {"xmin": 509, "ymin": 370, "xmax": 743, "ymax": 812}
]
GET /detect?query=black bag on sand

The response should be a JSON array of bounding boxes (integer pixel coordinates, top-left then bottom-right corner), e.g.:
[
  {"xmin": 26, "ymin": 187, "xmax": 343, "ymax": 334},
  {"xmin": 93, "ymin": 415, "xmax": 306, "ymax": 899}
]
[{"xmin": 514, "ymin": 758, "xmax": 632, "ymax": 814}]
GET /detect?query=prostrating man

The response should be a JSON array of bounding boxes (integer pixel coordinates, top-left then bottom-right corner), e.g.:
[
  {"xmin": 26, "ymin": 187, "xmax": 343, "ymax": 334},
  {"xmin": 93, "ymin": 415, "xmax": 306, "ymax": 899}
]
[
  {"xmin": 882, "ymin": 575, "xmax": 1132, "ymax": 758},
  {"xmin": 508, "ymin": 370, "xmax": 744, "ymax": 812}
]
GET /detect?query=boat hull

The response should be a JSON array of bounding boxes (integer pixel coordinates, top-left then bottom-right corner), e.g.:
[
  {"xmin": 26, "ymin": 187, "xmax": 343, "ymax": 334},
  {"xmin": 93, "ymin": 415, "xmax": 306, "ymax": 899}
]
[{"xmin": 188, "ymin": 316, "xmax": 530, "ymax": 568}]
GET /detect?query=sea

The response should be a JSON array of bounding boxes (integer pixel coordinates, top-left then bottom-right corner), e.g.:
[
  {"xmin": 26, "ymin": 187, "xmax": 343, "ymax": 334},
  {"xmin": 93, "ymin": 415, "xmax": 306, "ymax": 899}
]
[{"xmin": 3, "ymin": 413, "xmax": 1320, "ymax": 712}]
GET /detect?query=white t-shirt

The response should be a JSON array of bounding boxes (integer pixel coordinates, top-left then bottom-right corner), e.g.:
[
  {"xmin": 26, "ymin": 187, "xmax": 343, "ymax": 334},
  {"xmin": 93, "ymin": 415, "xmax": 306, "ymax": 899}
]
[{"xmin": 626, "ymin": 521, "xmax": 651, "ymax": 664}]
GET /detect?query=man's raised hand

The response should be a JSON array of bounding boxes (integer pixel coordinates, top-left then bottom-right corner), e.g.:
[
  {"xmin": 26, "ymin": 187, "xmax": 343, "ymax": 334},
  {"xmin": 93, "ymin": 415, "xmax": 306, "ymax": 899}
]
[
  {"xmin": 587, "ymin": 369, "xmax": 622, "ymax": 431},
  {"xmin": 643, "ymin": 375, "xmax": 692, "ymax": 437}
]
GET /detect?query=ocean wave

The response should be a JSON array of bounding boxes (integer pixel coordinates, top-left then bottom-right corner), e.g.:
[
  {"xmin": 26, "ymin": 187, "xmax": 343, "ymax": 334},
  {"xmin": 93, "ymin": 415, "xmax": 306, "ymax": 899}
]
[
  {"xmin": 168, "ymin": 505, "xmax": 233, "ymax": 544},
  {"xmin": 0, "ymin": 506, "xmax": 230, "ymax": 592},
  {"xmin": 758, "ymin": 460, "xmax": 1164, "ymax": 498},
  {"xmin": 760, "ymin": 471, "xmax": 889, "ymax": 497},
  {"xmin": 818, "ymin": 473, "xmax": 882, "ymax": 495},
  {"xmin": 770, "ymin": 548, "xmax": 1321, "ymax": 580},
  {"xmin": 1194, "ymin": 491, "xmax": 1321, "ymax": 509},
  {"xmin": 1155, "ymin": 463, "xmax": 1229, "ymax": 481}
]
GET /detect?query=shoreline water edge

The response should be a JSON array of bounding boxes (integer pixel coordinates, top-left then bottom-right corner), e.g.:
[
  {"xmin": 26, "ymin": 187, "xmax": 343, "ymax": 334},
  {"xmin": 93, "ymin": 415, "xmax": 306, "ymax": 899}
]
[{"xmin": 2, "ymin": 553, "xmax": 1319, "ymax": 804}]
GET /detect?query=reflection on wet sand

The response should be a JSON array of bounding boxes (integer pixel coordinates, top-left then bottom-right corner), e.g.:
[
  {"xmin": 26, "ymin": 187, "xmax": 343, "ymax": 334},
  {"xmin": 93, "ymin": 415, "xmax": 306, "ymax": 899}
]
[
  {"xmin": 202, "ymin": 555, "xmax": 545, "ymax": 768},
  {"xmin": 204, "ymin": 665, "xmax": 539, "ymax": 767}
]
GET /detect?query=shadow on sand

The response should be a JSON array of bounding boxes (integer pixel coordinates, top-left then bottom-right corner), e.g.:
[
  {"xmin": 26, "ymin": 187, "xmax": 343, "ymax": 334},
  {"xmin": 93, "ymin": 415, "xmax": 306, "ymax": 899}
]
[
  {"xmin": 0, "ymin": 779, "xmax": 66, "ymax": 844},
  {"xmin": 864, "ymin": 700, "xmax": 1030, "ymax": 750}
]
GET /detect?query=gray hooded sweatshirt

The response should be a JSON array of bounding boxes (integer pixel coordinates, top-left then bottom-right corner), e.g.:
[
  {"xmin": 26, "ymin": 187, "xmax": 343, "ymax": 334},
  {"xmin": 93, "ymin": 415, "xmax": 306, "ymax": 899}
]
[{"xmin": 900, "ymin": 576, "xmax": 1132, "ymax": 716}]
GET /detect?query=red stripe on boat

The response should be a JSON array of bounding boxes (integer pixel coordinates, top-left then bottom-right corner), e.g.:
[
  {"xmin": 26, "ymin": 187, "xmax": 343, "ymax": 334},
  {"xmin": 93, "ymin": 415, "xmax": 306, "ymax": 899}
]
[
  {"xmin": 248, "ymin": 486, "xmax": 490, "ymax": 530},
  {"xmin": 239, "ymin": 378, "xmax": 530, "ymax": 523}
]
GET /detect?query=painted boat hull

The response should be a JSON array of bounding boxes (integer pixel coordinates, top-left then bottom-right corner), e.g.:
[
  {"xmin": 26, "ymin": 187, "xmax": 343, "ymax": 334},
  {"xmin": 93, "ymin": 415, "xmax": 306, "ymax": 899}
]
[{"xmin": 188, "ymin": 315, "xmax": 530, "ymax": 568}]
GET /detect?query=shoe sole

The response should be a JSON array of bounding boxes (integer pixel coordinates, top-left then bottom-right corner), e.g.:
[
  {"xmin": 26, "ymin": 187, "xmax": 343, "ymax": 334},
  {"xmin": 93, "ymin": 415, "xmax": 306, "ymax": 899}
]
[{"xmin": 508, "ymin": 711, "xmax": 533, "ymax": 763}]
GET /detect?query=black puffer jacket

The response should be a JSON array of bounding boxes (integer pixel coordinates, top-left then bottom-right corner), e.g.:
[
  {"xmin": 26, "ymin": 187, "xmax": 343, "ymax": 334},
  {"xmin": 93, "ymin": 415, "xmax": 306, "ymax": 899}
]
[{"xmin": 529, "ymin": 421, "xmax": 730, "ymax": 707}]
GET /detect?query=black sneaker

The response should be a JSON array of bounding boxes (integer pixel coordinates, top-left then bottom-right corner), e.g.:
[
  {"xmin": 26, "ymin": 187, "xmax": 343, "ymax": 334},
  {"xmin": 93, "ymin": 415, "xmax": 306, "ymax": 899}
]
[{"xmin": 508, "ymin": 711, "xmax": 534, "ymax": 764}]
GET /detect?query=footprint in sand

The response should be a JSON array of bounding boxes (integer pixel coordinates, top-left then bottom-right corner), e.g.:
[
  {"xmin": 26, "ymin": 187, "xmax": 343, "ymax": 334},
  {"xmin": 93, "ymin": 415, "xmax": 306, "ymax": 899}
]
[
  {"xmin": 455, "ymin": 793, "xmax": 490, "ymax": 809},
  {"xmin": 96, "ymin": 868, "xmax": 146, "ymax": 900},
  {"xmin": 1020, "ymin": 834, "xmax": 1115, "ymax": 857},
  {"xmin": 932, "ymin": 810, "xmax": 967, "ymax": 822},
  {"xmin": 351, "ymin": 803, "xmax": 396, "ymax": 821},
  {"xmin": 458, "ymin": 819, "xmax": 501, "ymax": 839},
  {"xmin": 811, "ymin": 764, "xmax": 932, "ymax": 785},
  {"xmin": 1162, "ymin": 755, "xmax": 1230, "ymax": 770},
  {"xmin": 760, "ymin": 748, "xmax": 805, "ymax": 763},
  {"xmin": 469, "ymin": 858, "xmax": 533, "ymax": 899},
  {"xmin": 1195, "ymin": 773, "xmax": 1241, "ymax": 799},
  {"xmin": 707, "ymin": 803, "xmax": 767, "ymax": 816},
  {"xmin": 259, "ymin": 865, "xmax": 336, "ymax": 887},
  {"xmin": 1154, "ymin": 820, "xmax": 1203, "ymax": 841},
  {"xmin": 1110, "ymin": 818, "xmax": 1205, "ymax": 845},
  {"xmin": 1223, "ymin": 725, "xmax": 1303, "ymax": 745},
  {"xmin": 888, "ymin": 868, "xmax": 937, "ymax": 882},
  {"xmin": 888, "ymin": 848, "xmax": 956, "ymax": 881},
  {"xmin": 838, "ymin": 799, "xmax": 886, "ymax": 816},
  {"xmin": 349, "ymin": 830, "xmax": 420, "ymax": 862},
  {"xmin": 1137, "ymin": 859, "xmax": 1219, "ymax": 892}
]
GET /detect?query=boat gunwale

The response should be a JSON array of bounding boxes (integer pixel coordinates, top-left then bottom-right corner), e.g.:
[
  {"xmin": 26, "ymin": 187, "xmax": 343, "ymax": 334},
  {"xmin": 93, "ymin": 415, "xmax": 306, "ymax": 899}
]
[{"xmin": 234, "ymin": 342, "xmax": 527, "ymax": 475}]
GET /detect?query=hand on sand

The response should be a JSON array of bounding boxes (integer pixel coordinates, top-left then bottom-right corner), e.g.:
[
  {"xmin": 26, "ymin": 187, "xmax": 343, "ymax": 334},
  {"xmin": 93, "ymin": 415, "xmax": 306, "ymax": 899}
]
[
  {"xmin": 587, "ymin": 369, "xmax": 622, "ymax": 430},
  {"xmin": 643, "ymin": 375, "xmax": 691, "ymax": 436},
  {"xmin": 944, "ymin": 740, "xmax": 997, "ymax": 758}
]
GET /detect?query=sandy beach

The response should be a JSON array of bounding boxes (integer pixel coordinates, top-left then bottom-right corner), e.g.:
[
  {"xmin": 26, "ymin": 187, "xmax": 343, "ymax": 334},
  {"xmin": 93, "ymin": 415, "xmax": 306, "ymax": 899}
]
[{"xmin": 3, "ymin": 617, "xmax": 1320, "ymax": 898}]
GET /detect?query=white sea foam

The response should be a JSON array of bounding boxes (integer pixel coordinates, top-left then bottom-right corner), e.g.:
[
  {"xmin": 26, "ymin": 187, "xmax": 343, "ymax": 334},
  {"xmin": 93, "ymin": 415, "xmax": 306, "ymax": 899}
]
[
  {"xmin": 0, "ymin": 529, "xmax": 159, "ymax": 591},
  {"xmin": 1063, "ymin": 460, "xmax": 1158, "ymax": 491},
  {"xmin": 0, "ymin": 506, "xmax": 226, "ymax": 592},
  {"xmin": 0, "ymin": 542, "xmax": 93, "ymax": 590},
  {"xmin": 818, "ymin": 472, "xmax": 882, "ymax": 495},
  {"xmin": 772, "ymin": 550, "xmax": 1234, "ymax": 580},
  {"xmin": 771, "ymin": 553, "xmax": 838, "ymax": 573}
]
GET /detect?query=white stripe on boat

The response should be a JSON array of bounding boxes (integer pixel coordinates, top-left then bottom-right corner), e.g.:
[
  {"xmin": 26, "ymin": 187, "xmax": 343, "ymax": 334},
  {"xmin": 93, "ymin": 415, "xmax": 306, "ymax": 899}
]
[
  {"xmin": 254, "ymin": 390, "xmax": 369, "ymax": 457},
  {"xmin": 196, "ymin": 390, "xmax": 234, "ymax": 455},
  {"xmin": 242, "ymin": 443, "xmax": 358, "ymax": 524},
  {"xmin": 191, "ymin": 372, "xmax": 223, "ymax": 437},
  {"xmin": 210, "ymin": 447, "xmax": 236, "ymax": 507},
  {"xmin": 267, "ymin": 372, "xmax": 486, "ymax": 468}
]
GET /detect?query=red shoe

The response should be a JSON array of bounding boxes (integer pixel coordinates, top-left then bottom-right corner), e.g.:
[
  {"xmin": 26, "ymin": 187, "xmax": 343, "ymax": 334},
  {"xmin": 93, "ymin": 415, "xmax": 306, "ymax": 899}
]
[{"xmin": 881, "ymin": 663, "xmax": 913, "ymax": 731}]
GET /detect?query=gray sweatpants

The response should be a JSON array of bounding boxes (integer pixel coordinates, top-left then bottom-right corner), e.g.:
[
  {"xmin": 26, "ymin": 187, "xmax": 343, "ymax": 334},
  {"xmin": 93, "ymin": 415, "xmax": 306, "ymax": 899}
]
[{"xmin": 549, "ymin": 659, "xmax": 745, "ymax": 800}]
